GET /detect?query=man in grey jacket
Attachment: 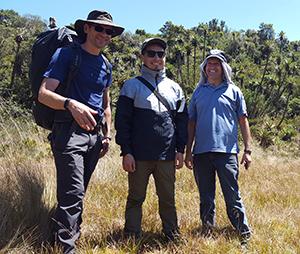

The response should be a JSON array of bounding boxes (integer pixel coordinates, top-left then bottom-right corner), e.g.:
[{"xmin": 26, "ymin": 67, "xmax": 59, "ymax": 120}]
[{"xmin": 115, "ymin": 38, "xmax": 188, "ymax": 240}]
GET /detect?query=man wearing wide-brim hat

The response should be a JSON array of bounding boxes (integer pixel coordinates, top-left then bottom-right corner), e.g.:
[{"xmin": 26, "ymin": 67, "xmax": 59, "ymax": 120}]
[
  {"xmin": 75, "ymin": 10, "xmax": 124, "ymax": 39},
  {"xmin": 38, "ymin": 10, "xmax": 124, "ymax": 254}
]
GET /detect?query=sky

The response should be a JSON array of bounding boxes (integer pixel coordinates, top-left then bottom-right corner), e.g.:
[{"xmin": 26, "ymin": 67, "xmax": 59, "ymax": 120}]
[{"xmin": 2, "ymin": 0, "xmax": 300, "ymax": 41}]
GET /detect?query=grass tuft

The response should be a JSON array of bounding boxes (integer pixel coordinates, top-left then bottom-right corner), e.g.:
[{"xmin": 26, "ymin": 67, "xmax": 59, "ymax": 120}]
[{"xmin": 0, "ymin": 112, "xmax": 299, "ymax": 253}]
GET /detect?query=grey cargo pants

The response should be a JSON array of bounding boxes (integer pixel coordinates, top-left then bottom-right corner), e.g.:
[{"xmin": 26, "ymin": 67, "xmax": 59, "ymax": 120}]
[{"xmin": 50, "ymin": 121, "xmax": 103, "ymax": 254}]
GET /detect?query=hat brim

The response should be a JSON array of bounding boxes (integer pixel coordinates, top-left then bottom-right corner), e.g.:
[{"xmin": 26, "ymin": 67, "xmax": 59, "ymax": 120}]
[
  {"xmin": 205, "ymin": 54, "xmax": 227, "ymax": 63},
  {"xmin": 75, "ymin": 19, "xmax": 124, "ymax": 38},
  {"xmin": 141, "ymin": 38, "xmax": 167, "ymax": 53}
]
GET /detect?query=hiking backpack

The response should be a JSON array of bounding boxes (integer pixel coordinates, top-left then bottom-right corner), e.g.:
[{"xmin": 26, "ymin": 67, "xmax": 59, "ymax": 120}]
[
  {"xmin": 29, "ymin": 26, "xmax": 111, "ymax": 130},
  {"xmin": 29, "ymin": 26, "xmax": 79, "ymax": 130}
]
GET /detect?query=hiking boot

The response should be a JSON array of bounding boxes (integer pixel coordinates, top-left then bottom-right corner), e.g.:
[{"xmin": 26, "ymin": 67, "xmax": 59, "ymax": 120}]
[
  {"xmin": 240, "ymin": 232, "xmax": 251, "ymax": 247},
  {"xmin": 201, "ymin": 224, "xmax": 213, "ymax": 237},
  {"xmin": 124, "ymin": 230, "xmax": 142, "ymax": 241},
  {"xmin": 164, "ymin": 229, "xmax": 181, "ymax": 242}
]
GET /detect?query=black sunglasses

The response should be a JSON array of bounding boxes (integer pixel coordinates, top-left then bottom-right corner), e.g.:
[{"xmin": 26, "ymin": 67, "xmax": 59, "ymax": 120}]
[
  {"xmin": 91, "ymin": 25, "xmax": 115, "ymax": 36},
  {"xmin": 145, "ymin": 50, "xmax": 165, "ymax": 58}
]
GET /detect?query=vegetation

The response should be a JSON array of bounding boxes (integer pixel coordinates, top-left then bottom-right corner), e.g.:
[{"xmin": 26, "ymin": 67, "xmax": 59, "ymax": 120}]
[
  {"xmin": 0, "ymin": 9, "xmax": 299, "ymax": 148},
  {"xmin": 0, "ymin": 8, "xmax": 299, "ymax": 254},
  {"xmin": 0, "ymin": 104, "xmax": 299, "ymax": 253}
]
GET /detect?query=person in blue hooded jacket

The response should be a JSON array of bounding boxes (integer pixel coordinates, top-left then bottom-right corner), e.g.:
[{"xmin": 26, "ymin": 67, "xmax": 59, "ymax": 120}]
[
  {"xmin": 115, "ymin": 37, "xmax": 188, "ymax": 240},
  {"xmin": 185, "ymin": 49, "xmax": 252, "ymax": 244}
]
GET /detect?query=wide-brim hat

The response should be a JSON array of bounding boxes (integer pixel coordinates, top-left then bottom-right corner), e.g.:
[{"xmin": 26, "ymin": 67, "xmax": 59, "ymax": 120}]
[
  {"xmin": 141, "ymin": 37, "xmax": 167, "ymax": 53},
  {"xmin": 75, "ymin": 10, "xmax": 124, "ymax": 38}
]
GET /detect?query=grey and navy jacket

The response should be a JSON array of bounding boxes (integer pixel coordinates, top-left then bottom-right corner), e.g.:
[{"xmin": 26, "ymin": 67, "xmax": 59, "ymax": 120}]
[{"xmin": 115, "ymin": 65, "xmax": 188, "ymax": 161}]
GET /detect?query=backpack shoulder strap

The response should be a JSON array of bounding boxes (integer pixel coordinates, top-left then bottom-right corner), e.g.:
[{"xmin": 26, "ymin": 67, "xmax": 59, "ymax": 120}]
[
  {"xmin": 136, "ymin": 76, "xmax": 172, "ymax": 112},
  {"xmin": 101, "ymin": 53, "xmax": 111, "ymax": 76},
  {"xmin": 64, "ymin": 45, "xmax": 81, "ymax": 93},
  {"xmin": 99, "ymin": 53, "xmax": 111, "ymax": 87}
]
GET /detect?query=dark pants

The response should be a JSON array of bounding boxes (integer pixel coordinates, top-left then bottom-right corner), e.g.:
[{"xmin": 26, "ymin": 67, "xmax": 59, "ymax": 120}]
[
  {"xmin": 50, "ymin": 121, "xmax": 102, "ymax": 254},
  {"xmin": 125, "ymin": 160, "xmax": 178, "ymax": 235},
  {"xmin": 193, "ymin": 153, "xmax": 250, "ymax": 234}
]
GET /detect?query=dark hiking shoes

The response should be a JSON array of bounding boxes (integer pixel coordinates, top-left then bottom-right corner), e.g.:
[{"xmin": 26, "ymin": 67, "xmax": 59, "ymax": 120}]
[
  {"xmin": 240, "ymin": 232, "xmax": 251, "ymax": 247},
  {"xmin": 164, "ymin": 229, "xmax": 181, "ymax": 242}
]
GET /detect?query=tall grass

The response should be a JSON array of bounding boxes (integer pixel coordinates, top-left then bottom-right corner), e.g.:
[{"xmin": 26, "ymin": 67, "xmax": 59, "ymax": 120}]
[{"xmin": 0, "ymin": 104, "xmax": 299, "ymax": 253}]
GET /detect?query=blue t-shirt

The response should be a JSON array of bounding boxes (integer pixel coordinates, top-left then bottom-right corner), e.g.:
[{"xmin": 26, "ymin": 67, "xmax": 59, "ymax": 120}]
[
  {"xmin": 188, "ymin": 82, "xmax": 247, "ymax": 154},
  {"xmin": 44, "ymin": 46, "xmax": 112, "ymax": 117}
]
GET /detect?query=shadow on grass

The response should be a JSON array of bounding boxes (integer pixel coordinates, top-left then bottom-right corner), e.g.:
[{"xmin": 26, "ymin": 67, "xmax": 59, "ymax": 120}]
[
  {"xmin": 79, "ymin": 228, "xmax": 180, "ymax": 253},
  {"xmin": 190, "ymin": 225, "xmax": 239, "ymax": 240}
]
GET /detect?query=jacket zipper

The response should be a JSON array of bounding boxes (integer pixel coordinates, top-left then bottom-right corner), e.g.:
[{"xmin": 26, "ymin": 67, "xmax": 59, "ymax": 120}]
[{"xmin": 155, "ymin": 74, "xmax": 161, "ymax": 112}]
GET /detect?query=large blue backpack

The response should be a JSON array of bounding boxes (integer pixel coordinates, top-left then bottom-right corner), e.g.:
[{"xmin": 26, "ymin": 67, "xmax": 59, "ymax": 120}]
[
  {"xmin": 29, "ymin": 26, "xmax": 79, "ymax": 130},
  {"xmin": 29, "ymin": 26, "xmax": 110, "ymax": 130}
]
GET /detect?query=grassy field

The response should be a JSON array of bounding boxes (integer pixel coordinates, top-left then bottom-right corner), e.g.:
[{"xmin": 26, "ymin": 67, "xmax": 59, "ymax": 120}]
[{"xmin": 0, "ymin": 115, "xmax": 299, "ymax": 254}]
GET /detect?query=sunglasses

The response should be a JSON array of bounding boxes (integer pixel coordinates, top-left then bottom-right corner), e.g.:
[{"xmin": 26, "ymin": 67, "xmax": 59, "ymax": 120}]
[
  {"xmin": 91, "ymin": 25, "xmax": 115, "ymax": 36},
  {"xmin": 145, "ymin": 50, "xmax": 166, "ymax": 58}
]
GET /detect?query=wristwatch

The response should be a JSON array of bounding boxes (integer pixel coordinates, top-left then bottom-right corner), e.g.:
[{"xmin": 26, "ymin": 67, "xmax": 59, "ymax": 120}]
[
  {"xmin": 64, "ymin": 98, "xmax": 71, "ymax": 110},
  {"xmin": 244, "ymin": 149, "xmax": 252, "ymax": 155}
]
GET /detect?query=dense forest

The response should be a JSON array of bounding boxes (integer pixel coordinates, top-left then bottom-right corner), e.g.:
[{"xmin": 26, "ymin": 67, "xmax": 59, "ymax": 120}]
[{"xmin": 0, "ymin": 9, "xmax": 299, "ymax": 150}]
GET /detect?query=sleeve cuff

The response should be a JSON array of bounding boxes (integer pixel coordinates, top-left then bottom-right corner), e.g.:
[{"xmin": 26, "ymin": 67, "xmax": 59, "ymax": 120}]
[
  {"xmin": 120, "ymin": 144, "xmax": 132, "ymax": 156},
  {"xmin": 176, "ymin": 146, "xmax": 185, "ymax": 154}
]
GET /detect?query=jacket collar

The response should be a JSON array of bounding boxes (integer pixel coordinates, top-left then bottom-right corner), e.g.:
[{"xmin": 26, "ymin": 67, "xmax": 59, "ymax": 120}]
[{"xmin": 141, "ymin": 65, "xmax": 166, "ymax": 83}]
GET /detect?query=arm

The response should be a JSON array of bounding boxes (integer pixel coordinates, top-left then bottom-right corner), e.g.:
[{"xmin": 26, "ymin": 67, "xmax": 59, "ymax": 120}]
[
  {"xmin": 122, "ymin": 154, "xmax": 136, "ymax": 173},
  {"xmin": 38, "ymin": 78, "xmax": 65, "ymax": 110},
  {"xmin": 174, "ymin": 105, "xmax": 188, "ymax": 154},
  {"xmin": 115, "ymin": 95, "xmax": 135, "ymax": 172},
  {"xmin": 38, "ymin": 78, "xmax": 98, "ymax": 131},
  {"xmin": 184, "ymin": 119, "xmax": 196, "ymax": 169},
  {"xmin": 102, "ymin": 88, "xmax": 111, "ymax": 139},
  {"xmin": 175, "ymin": 152, "xmax": 184, "ymax": 169},
  {"xmin": 239, "ymin": 115, "xmax": 252, "ymax": 169},
  {"xmin": 99, "ymin": 88, "xmax": 111, "ymax": 158},
  {"xmin": 174, "ymin": 103, "xmax": 188, "ymax": 169}
]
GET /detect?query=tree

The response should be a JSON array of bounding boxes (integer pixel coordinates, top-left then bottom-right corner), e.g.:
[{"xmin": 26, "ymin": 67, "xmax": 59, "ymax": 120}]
[
  {"xmin": 191, "ymin": 37, "xmax": 198, "ymax": 86},
  {"xmin": 185, "ymin": 45, "xmax": 192, "ymax": 86},
  {"xmin": 0, "ymin": 8, "xmax": 299, "ymax": 145},
  {"xmin": 258, "ymin": 23, "xmax": 275, "ymax": 42},
  {"xmin": 276, "ymin": 31, "xmax": 289, "ymax": 53},
  {"xmin": 135, "ymin": 29, "xmax": 146, "ymax": 36}
]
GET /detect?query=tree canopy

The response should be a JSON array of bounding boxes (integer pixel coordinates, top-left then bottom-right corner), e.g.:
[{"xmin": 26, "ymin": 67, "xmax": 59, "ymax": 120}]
[{"xmin": 0, "ymin": 9, "xmax": 299, "ymax": 147}]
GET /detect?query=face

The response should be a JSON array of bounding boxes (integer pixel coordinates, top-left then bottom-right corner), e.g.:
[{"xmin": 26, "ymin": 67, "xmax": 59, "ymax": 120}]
[
  {"xmin": 84, "ymin": 23, "xmax": 113, "ymax": 50},
  {"xmin": 205, "ymin": 57, "xmax": 223, "ymax": 84},
  {"xmin": 141, "ymin": 44, "xmax": 166, "ymax": 71}
]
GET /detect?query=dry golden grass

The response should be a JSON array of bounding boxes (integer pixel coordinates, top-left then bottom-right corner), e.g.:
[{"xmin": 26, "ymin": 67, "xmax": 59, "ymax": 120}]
[{"xmin": 0, "ymin": 114, "xmax": 299, "ymax": 254}]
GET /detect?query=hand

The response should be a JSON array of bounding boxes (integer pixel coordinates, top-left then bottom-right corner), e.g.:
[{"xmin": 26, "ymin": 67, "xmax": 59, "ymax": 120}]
[
  {"xmin": 184, "ymin": 151, "xmax": 193, "ymax": 170},
  {"xmin": 175, "ymin": 152, "xmax": 184, "ymax": 169},
  {"xmin": 122, "ymin": 154, "xmax": 136, "ymax": 172},
  {"xmin": 68, "ymin": 99, "xmax": 98, "ymax": 131},
  {"xmin": 99, "ymin": 137, "xmax": 110, "ymax": 158},
  {"xmin": 241, "ymin": 152, "xmax": 252, "ymax": 170}
]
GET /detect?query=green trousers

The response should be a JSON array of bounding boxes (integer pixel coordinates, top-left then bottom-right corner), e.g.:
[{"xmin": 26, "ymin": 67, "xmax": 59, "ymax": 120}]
[{"xmin": 124, "ymin": 160, "xmax": 178, "ymax": 235}]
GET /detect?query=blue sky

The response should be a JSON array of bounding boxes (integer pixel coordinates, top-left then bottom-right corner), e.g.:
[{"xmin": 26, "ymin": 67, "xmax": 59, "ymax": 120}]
[{"xmin": 2, "ymin": 0, "xmax": 299, "ymax": 41}]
